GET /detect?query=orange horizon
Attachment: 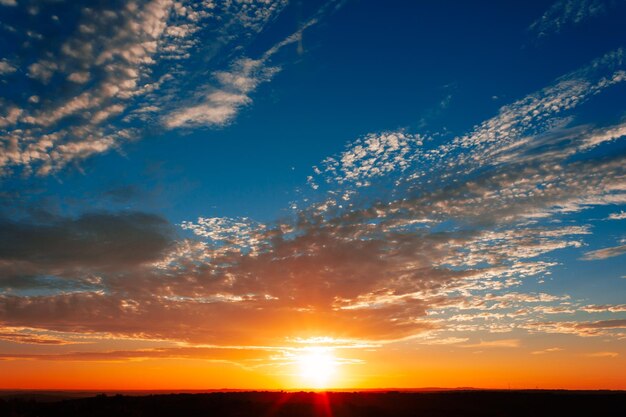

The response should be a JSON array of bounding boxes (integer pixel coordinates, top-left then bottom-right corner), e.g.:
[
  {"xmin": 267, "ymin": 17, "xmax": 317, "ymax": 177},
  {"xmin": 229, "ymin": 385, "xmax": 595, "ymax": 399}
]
[{"xmin": 2, "ymin": 350, "xmax": 625, "ymax": 391}]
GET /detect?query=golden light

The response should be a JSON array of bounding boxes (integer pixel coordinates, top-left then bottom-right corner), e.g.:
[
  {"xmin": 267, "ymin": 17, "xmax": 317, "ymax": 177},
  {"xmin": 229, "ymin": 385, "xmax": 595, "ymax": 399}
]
[{"xmin": 296, "ymin": 348, "xmax": 338, "ymax": 389}]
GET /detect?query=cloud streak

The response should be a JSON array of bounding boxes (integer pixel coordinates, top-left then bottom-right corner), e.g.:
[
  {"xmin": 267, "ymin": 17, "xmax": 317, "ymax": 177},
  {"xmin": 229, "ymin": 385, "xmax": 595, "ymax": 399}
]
[
  {"xmin": 528, "ymin": 0, "xmax": 625, "ymax": 39},
  {"xmin": 162, "ymin": 7, "xmax": 325, "ymax": 129},
  {"xmin": 582, "ymin": 244, "xmax": 626, "ymax": 260}
]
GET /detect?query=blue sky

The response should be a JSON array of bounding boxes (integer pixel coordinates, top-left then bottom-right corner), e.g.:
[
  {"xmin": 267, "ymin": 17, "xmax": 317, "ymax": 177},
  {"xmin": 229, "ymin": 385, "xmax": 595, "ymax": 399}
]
[{"xmin": 1, "ymin": 0, "xmax": 626, "ymax": 387}]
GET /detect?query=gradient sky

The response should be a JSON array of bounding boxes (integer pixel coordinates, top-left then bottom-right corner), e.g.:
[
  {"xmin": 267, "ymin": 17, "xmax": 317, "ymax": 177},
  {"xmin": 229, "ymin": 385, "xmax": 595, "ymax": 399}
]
[{"xmin": 1, "ymin": 0, "xmax": 626, "ymax": 390}]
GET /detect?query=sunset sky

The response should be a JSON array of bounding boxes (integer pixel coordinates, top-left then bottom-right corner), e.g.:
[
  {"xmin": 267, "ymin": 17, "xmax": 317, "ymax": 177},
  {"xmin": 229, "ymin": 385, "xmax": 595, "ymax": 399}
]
[{"xmin": 1, "ymin": 0, "xmax": 626, "ymax": 390}]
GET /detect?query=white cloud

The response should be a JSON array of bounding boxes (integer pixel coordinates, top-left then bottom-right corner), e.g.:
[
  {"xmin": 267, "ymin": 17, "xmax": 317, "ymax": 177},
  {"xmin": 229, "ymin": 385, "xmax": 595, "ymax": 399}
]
[
  {"xmin": 316, "ymin": 132, "xmax": 424, "ymax": 188},
  {"xmin": 163, "ymin": 58, "xmax": 274, "ymax": 128},
  {"xmin": 579, "ymin": 122, "xmax": 626, "ymax": 149},
  {"xmin": 162, "ymin": 17, "xmax": 317, "ymax": 129},
  {"xmin": 180, "ymin": 216, "xmax": 267, "ymax": 255}
]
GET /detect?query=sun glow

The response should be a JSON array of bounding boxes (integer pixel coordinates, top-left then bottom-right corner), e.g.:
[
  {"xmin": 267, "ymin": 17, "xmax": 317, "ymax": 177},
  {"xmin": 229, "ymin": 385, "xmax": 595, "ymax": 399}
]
[{"xmin": 296, "ymin": 348, "xmax": 338, "ymax": 389}]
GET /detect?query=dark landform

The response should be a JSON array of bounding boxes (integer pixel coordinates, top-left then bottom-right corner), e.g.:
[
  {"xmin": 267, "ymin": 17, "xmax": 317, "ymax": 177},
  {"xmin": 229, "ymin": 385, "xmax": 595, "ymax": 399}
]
[{"xmin": 1, "ymin": 390, "xmax": 625, "ymax": 417}]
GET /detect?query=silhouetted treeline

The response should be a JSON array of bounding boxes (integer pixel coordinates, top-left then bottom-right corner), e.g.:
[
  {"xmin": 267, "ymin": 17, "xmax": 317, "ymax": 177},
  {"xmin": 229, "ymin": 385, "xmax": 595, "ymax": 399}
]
[{"xmin": 1, "ymin": 390, "xmax": 625, "ymax": 417}]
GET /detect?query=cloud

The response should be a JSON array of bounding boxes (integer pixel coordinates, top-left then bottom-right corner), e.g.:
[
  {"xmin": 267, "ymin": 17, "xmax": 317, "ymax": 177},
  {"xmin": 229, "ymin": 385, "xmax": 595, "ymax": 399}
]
[
  {"xmin": 0, "ymin": 0, "xmax": 294, "ymax": 176},
  {"xmin": 313, "ymin": 132, "xmax": 424, "ymax": 189},
  {"xmin": 0, "ymin": 0, "xmax": 179, "ymax": 174},
  {"xmin": 0, "ymin": 346, "xmax": 281, "ymax": 364},
  {"xmin": 0, "ymin": 330, "xmax": 71, "ymax": 345},
  {"xmin": 416, "ymin": 336, "xmax": 469, "ymax": 345},
  {"xmin": 461, "ymin": 339, "xmax": 521, "ymax": 348},
  {"xmin": 27, "ymin": 60, "xmax": 58, "ymax": 84},
  {"xmin": 162, "ymin": 57, "xmax": 278, "ymax": 128},
  {"xmin": 580, "ymin": 304, "xmax": 626, "ymax": 313},
  {"xmin": 0, "ymin": 59, "xmax": 16, "ymax": 75},
  {"xmin": 525, "ymin": 319, "xmax": 626, "ymax": 337},
  {"xmin": 608, "ymin": 211, "xmax": 626, "ymax": 220},
  {"xmin": 0, "ymin": 0, "xmax": 17, "ymax": 7},
  {"xmin": 180, "ymin": 216, "xmax": 267, "ymax": 255},
  {"xmin": 585, "ymin": 351, "xmax": 619, "ymax": 358},
  {"xmin": 162, "ymin": 15, "xmax": 320, "ymax": 129},
  {"xmin": 528, "ymin": 0, "xmax": 623, "ymax": 39},
  {"xmin": 531, "ymin": 347, "xmax": 564, "ymax": 354},
  {"xmin": 0, "ymin": 211, "xmax": 175, "ymax": 281},
  {"xmin": 576, "ymin": 319, "xmax": 626, "ymax": 329},
  {"xmin": 67, "ymin": 71, "xmax": 91, "ymax": 84},
  {"xmin": 582, "ymin": 244, "xmax": 626, "ymax": 260}
]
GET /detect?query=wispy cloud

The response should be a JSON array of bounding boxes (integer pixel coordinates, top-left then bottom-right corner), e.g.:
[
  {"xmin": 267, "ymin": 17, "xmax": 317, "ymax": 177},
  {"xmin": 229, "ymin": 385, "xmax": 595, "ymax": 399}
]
[
  {"xmin": 585, "ymin": 351, "xmax": 619, "ymax": 358},
  {"xmin": 461, "ymin": 339, "xmax": 521, "ymax": 348},
  {"xmin": 0, "ymin": 328, "xmax": 78, "ymax": 345},
  {"xmin": 582, "ymin": 244, "xmax": 626, "ymax": 260},
  {"xmin": 161, "ymin": 56, "xmax": 278, "ymax": 129},
  {"xmin": 531, "ymin": 347, "xmax": 564, "ymax": 354},
  {"xmin": 528, "ymin": 0, "xmax": 624, "ymax": 39},
  {"xmin": 581, "ymin": 304, "xmax": 626, "ymax": 313},
  {"xmin": 161, "ymin": 2, "xmax": 336, "ymax": 130},
  {"xmin": 525, "ymin": 319, "xmax": 626, "ymax": 337}
]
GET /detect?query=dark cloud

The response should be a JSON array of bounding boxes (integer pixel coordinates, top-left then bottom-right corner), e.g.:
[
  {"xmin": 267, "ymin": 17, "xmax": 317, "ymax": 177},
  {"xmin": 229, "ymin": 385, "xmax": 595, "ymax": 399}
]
[{"xmin": 0, "ymin": 211, "xmax": 175, "ymax": 278}]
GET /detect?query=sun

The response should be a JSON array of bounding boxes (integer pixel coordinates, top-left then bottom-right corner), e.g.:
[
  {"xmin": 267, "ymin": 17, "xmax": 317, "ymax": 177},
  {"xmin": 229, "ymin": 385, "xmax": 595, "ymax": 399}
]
[{"xmin": 296, "ymin": 348, "xmax": 337, "ymax": 389}]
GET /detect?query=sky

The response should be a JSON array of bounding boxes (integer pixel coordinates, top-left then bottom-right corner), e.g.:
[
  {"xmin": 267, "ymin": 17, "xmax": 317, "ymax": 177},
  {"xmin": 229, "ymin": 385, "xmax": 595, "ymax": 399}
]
[{"xmin": 0, "ymin": 0, "xmax": 626, "ymax": 390}]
